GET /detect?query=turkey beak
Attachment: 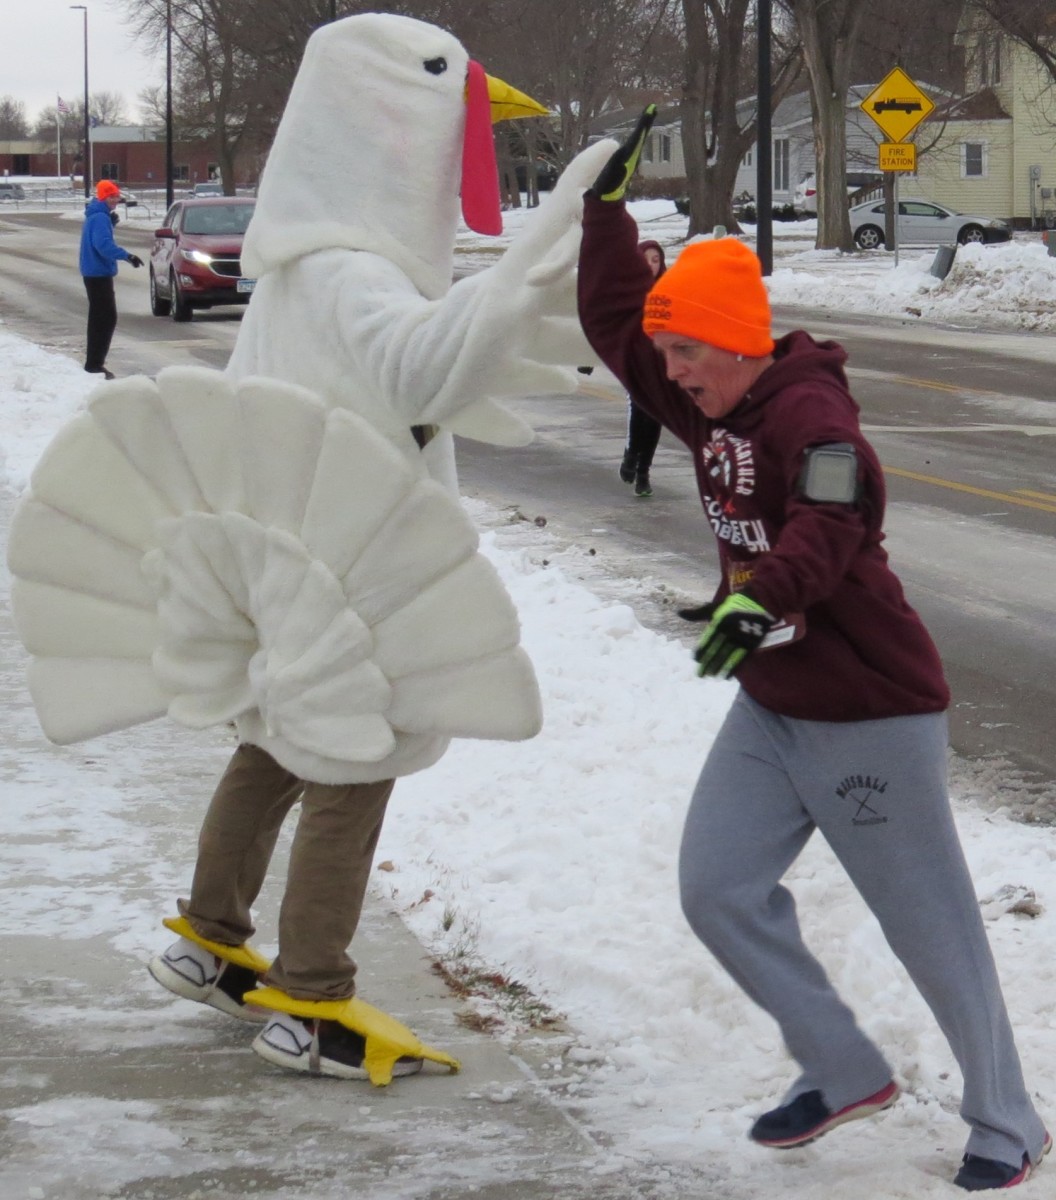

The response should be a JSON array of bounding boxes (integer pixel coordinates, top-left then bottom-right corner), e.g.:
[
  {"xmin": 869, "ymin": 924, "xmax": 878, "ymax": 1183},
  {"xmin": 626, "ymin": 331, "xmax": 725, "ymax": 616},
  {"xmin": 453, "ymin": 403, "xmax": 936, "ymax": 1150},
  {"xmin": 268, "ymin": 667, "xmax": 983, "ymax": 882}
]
[{"xmin": 481, "ymin": 73, "xmax": 548, "ymax": 124}]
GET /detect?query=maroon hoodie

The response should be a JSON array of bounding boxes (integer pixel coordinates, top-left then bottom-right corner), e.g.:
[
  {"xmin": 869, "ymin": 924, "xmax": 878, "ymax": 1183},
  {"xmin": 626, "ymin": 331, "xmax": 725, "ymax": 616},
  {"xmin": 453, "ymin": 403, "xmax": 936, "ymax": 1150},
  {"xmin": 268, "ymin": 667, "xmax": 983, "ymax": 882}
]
[{"xmin": 578, "ymin": 195, "xmax": 949, "ymax": 721}]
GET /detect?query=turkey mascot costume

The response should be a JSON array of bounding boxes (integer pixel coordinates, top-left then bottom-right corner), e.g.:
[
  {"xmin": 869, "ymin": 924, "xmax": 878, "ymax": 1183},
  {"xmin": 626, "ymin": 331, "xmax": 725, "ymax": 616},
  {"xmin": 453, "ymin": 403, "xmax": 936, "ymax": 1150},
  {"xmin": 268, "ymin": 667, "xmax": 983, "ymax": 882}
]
[{"xmin": 6, "ymin": 12, "xmax": 616, "ymax": 1084}]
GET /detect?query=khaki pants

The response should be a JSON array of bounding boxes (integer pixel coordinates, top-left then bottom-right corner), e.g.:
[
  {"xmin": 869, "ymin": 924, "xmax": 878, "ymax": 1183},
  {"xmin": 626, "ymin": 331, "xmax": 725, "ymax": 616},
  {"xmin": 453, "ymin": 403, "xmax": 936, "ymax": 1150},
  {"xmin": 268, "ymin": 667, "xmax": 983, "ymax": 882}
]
[{"xmin": 178, "ymin": 743, "xmax": 394, "ymax": 1001}]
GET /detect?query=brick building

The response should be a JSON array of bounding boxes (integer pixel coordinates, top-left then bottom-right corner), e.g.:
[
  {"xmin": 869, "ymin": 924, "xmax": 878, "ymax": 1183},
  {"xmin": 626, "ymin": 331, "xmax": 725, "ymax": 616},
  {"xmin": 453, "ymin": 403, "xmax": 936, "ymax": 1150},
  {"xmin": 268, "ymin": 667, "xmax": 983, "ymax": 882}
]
[{"xmin": 0, "ymin": 126, "xmax": 258, "ymax": 190}]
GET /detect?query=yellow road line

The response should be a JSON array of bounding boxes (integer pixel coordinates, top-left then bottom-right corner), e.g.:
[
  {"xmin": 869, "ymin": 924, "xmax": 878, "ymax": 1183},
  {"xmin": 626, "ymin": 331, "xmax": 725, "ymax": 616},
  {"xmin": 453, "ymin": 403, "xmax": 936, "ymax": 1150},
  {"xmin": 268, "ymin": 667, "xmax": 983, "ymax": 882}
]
[
  {"xmin": 860, "ymin": 371, "xmax": 1007, "ymax": 400},
  {"xmin": 885, "ymin": 467, "xmax": 1056, "ymax": 514},
  {"xmin": 888, "ymin": 375, "xmax": 968, "ymax": 395},
  {"xmin": 1015, "ymin": 489, "xmax": 1056, "ymax": 503}
]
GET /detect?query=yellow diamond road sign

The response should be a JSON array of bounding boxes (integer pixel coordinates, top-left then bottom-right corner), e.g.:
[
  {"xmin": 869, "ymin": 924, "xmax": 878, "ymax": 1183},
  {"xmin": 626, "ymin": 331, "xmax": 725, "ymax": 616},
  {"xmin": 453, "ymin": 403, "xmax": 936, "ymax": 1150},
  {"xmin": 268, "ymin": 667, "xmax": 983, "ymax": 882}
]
[{"xmin": 861, "ymin": 68, "xmax": 934, "ymax": 142}]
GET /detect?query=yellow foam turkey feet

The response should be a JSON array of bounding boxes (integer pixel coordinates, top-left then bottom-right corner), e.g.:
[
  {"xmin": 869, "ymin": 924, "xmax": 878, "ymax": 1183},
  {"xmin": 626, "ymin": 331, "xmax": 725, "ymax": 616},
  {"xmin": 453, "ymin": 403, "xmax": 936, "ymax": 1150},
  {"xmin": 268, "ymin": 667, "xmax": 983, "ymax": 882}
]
[
  {"xmin": 162, "ymin": 915, "xmax": 271, "ymax": 973},
  {"xmin": 246, "ymin": 986, "xmax": 461, "ymax": 1086}
]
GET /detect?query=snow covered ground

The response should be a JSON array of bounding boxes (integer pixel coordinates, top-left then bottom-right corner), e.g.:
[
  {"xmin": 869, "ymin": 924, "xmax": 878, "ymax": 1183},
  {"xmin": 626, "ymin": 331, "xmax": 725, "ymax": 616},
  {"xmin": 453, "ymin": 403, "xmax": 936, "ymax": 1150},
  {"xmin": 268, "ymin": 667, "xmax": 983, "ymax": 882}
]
[{"xmin": 1, "ymin": 197, "xmax": 1056, "ymax": 1197}]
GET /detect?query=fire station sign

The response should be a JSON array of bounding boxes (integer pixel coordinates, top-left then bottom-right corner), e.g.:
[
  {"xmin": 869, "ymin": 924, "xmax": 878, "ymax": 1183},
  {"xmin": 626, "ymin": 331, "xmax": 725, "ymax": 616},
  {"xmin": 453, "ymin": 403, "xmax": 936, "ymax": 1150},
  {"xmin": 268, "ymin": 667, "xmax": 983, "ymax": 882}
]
[
  {"xmin": 878, "ymin": 142, "xmax": 917, "ymax": 172},
  {"xmin": 861, "ymin": 68, "xmax": 934, "ymax": 143}
]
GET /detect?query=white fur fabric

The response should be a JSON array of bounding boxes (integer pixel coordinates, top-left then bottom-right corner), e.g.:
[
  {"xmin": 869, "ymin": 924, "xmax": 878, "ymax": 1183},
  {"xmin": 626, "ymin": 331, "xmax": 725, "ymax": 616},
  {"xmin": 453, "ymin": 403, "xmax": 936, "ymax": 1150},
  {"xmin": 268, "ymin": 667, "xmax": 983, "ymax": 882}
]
[
  {"xmin": 7, "ymin": 369, "xmax": 542, "ymax": 784},
  {"xmin": 233, "ymin": 11, "xmax": 616, "ymax": 455}
]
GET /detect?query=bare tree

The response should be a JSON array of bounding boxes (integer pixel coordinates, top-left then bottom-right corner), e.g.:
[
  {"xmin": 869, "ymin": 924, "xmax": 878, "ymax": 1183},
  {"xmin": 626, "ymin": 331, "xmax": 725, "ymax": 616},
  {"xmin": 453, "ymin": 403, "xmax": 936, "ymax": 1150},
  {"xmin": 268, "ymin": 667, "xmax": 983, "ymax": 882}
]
[
  {"xmin": 427, "ymin": 0, "xmax": 681, "ymax": 169},
  {"xmin": 91, "ymin": 92, "xmax": 132, "ymax": 126},
  {"xmin": 0, "ymin": 96, "xmax": 30, "ymax": 139},
  {"xmin": 34, "ymin": 92, "xmax": 131, "ymax": 169},
  {"xmin": 972, "ymin": 0, "xmax": 1056, "ymax": 82},
  {"xmin": 120, "ymin": 0, "xmax": 684, "ymax": 194},
  {"xmin": 851, "ymin": 0, "xmax": 966, "ymax": 92},
  {"xmin": 121, "ymin": 0, "xmax": 282, "ymax": 189},
  {"xmin": 680, "ymin": 0, "xmax": 802, "ymax": 237},
  {"xmin": 784, "ymin": 0, "xmax": 870, "ymax": 250}
]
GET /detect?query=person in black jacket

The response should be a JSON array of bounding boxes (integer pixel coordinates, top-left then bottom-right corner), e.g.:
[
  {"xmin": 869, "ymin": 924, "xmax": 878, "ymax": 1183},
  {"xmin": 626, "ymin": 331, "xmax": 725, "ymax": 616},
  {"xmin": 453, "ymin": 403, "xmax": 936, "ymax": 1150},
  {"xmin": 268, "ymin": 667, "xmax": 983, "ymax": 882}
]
[
  {"xmin": 617, "ymin": 239, "xmax": 665, "ymax": 497},
  {"xmin": 78, "ymin": 180, "xmax": 142, "ymax": 379}
]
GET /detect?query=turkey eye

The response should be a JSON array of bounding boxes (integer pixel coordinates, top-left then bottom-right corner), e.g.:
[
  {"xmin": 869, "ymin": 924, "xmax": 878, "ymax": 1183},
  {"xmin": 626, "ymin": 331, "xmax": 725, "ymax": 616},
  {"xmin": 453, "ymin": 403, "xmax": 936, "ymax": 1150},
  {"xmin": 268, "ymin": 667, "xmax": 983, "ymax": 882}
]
[{"xmin": 424, "ymin": 57, "xmax": 447, "ymax": 75}]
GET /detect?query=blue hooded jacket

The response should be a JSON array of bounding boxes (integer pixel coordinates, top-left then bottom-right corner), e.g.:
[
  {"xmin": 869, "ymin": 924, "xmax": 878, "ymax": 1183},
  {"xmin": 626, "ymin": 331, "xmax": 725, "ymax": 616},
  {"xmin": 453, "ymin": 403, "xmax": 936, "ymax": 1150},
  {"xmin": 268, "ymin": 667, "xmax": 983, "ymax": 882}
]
[{"xmin": 79, "ymin": 198, "xmax": 132, "ymax": 277}]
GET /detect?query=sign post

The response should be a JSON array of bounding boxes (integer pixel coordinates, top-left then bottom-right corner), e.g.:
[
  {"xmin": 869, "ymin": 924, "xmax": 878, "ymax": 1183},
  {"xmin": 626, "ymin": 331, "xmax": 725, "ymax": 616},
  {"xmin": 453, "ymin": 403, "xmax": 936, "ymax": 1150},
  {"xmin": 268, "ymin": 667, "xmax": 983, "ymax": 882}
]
[{"xmin": 860, "ymin": 68, "xmax": 934, "ymax": 266}]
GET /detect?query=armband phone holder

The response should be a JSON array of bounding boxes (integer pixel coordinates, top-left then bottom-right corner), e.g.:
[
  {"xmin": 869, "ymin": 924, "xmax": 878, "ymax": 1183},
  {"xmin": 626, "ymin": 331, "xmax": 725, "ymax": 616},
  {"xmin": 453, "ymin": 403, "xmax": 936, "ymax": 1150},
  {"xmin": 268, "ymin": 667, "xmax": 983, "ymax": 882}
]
[{"xmin": 798, "ymin": 442, "xmax": 860, "ymax": 504}]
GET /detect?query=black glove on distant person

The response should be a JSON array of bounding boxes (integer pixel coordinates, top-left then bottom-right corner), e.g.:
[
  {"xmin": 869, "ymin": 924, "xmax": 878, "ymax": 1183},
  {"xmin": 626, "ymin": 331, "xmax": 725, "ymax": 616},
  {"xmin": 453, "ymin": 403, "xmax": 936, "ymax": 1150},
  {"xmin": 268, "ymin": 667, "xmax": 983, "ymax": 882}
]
[
  {"xmin": 677, "ymin": 601, "xmax": 717, "ymax": 623},
  {"xmin": 589, "ymin": 104, "xmax": 657, "ymax": 201},
  {"xmin": 127, "ymin": 254, "xmax": 143, "ymax": 268}
]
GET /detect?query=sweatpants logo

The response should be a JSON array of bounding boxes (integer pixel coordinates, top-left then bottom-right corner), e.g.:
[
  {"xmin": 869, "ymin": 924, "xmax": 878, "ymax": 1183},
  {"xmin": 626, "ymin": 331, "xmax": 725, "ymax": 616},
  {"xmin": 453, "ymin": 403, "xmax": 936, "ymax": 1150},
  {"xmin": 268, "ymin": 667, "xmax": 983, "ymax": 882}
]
[{"xmin": 836, "ymin": 774, "xmax": 890, "ymax": 825}]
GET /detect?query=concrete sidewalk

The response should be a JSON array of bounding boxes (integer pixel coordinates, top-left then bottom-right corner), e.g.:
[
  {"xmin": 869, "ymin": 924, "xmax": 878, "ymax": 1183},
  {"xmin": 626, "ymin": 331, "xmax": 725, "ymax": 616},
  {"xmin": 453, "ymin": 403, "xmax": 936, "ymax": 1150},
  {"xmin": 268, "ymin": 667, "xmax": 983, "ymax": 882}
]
[
  {"xmin": 1, "ymin": 895, "xmax": 696, "ymax": 1199},
  {"xmin": 0, "ymin": 486, "xmax": 710, "ymax": 1200}
]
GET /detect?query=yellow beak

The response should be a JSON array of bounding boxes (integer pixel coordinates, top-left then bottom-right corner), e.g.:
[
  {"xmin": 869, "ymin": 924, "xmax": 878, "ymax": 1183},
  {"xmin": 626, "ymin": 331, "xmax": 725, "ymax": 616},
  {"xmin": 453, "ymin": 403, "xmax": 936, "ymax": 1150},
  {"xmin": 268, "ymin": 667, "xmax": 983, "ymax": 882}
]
[{"xmin": 484, "ymin": 74, "xmax": 548, "ymax": 123}]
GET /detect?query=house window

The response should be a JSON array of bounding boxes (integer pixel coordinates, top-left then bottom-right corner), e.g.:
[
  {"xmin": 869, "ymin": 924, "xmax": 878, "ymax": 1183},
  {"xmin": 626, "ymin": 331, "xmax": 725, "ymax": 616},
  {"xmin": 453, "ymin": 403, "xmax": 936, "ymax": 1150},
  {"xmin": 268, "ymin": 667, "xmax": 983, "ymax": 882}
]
[
  {"xmin": 175, "ymin": 163, "xmax": 190, "ymax": 181},
  {"xmin": 100, "ymin": 162, "xmax": 119, "ymax": 180},
  {"xmin": 13, "ymin": 154, "xmax": 29, "ymax": 173},
  {"xmin": 207, "ymin": 162, "xmax": 220, "ymax": 180},
  {"xmin": 642, "ymin": 133, "xmax": 671, "ymax": 165},
  {"xmin": 773, "ymin": 138, "xmax": 790, "ymax": 192},
  {"xmin": 743, "ymin": 148, "xmax": 753, "ymax": 167},
  {"xmin": 961, "ymin": 142, "xmax": 988, "ymax": 178}
]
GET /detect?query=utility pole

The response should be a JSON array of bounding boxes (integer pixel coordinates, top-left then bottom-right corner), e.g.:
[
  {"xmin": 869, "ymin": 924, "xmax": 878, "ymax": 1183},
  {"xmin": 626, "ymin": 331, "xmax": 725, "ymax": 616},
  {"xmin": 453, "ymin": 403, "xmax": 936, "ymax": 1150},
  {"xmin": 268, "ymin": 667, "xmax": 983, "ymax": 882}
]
[
  {"xmin": 756, "ymin": 0, "xmax": 773, "ymax": 275},
  {"xmin": 166, "ymin": 0, "xmax": 174, "ymax": 207},
  {"xmin": 70, "ymin": 5, "xmax": 89, "ymax": 198}
]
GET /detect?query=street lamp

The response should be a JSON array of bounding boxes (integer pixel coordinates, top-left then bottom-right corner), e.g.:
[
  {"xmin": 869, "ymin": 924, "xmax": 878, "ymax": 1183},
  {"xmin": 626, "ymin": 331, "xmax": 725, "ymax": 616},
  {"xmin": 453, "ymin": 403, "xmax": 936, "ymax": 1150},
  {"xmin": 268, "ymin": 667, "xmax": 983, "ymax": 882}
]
[
  {"xmin": 70, "ymin": 5, "xmax": 89, "ymax": 199},
  {"xmin": 70, "ymin": 6, "xmax": 90, "ymax": 196},
  {"xmin": 166, "ymin": 0, "xmax": 174, "ymax": 207}
]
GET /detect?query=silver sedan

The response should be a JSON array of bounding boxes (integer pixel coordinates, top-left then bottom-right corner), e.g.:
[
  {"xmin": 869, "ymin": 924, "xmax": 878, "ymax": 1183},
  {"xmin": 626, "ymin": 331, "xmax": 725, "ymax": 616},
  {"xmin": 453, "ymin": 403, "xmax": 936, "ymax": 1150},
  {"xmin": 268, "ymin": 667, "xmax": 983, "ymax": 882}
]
[{"xmin": 850, "ymin": 198, "xmax": 1011, "ymax": 249}]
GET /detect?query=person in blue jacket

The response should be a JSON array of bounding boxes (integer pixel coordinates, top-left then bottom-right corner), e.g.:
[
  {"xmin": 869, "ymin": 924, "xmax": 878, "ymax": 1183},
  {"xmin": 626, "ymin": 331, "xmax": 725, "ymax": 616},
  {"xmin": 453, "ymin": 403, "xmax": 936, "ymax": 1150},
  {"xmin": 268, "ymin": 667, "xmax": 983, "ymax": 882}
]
[{"xmin": 79, "ymin": 179, "xmax": 142, "ymax": 379}]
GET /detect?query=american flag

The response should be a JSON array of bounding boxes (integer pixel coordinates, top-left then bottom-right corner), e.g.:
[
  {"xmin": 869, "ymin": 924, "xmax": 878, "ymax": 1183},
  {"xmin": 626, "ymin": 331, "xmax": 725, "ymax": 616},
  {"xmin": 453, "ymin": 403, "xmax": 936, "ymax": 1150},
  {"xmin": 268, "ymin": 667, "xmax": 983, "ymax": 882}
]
[{"xmin": 57, "ymin": 96, "xmax": 70, "ymax": 115}]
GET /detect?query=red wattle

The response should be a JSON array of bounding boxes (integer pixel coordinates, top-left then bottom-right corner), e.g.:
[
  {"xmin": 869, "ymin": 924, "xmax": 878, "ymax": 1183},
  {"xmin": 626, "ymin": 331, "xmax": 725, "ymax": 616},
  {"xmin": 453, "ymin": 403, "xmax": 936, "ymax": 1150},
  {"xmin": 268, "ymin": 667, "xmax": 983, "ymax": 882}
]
[{"xmin": 461, "ymin": 60, "xmax": 502, "ymax": 236}]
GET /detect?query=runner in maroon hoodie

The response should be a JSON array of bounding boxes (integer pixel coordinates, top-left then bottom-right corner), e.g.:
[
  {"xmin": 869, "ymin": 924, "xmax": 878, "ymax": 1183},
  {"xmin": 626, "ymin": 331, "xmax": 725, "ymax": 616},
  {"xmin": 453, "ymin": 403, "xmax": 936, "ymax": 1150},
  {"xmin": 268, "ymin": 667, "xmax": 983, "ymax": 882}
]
[{"xmin": 576, "ymin": 111, "xmax": 1048, "ymax": 1192}]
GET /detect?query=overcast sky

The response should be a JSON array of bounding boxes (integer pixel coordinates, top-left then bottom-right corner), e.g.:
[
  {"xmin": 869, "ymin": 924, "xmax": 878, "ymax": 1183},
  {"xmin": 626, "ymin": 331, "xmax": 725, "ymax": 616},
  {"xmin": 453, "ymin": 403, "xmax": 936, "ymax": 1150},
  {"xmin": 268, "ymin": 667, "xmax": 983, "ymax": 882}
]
[{"xmin": 4, "ymin": 0, "xmax": 160, "ymax": 125}]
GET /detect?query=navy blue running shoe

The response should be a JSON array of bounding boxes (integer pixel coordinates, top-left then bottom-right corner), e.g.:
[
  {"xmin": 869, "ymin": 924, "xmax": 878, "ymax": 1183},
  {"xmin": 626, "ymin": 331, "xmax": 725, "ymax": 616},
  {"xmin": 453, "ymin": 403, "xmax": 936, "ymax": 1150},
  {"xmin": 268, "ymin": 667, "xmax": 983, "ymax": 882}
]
[
  {"xmin": 750, "ymin": 1080, "xmax": 899, "ymax": 1149},
  {"xmin": 954, "ymin": 1131, "xmax": 1051, "ymax": 1191}
]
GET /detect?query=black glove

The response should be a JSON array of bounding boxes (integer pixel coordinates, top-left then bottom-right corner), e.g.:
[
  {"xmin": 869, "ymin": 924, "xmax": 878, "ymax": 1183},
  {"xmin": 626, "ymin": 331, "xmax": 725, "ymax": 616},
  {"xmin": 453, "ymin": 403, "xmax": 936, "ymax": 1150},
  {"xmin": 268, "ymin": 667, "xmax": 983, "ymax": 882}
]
[
  {"xmin": 590, "ymin": 104, "xmax": 657, "ymax": 202},
  {"xmin": 693, "ymin": 593, "xmax": 776, "ymax": 680},
  {"xmin": 110, "ymin": 211, "xmax": 120, "ymax": 227},
  {"xmin": 127, "ymin": 254, "xmax": 143, "ymax": 268},
  {"xmin": 677, "ymin": 601, "xmax": 717, "ymax": 623}
]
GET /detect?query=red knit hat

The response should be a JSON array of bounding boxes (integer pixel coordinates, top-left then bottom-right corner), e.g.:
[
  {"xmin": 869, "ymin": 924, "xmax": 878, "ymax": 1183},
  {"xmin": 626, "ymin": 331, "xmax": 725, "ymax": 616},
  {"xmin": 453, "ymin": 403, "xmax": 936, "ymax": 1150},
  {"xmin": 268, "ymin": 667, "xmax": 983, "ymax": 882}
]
[
  {"xmin": 643, "ymin": 238, "xmax": 774, "ymax": 357},
  {"xmin": 96, "ymin": 180, "xmax": 121, "ymax": 200}
]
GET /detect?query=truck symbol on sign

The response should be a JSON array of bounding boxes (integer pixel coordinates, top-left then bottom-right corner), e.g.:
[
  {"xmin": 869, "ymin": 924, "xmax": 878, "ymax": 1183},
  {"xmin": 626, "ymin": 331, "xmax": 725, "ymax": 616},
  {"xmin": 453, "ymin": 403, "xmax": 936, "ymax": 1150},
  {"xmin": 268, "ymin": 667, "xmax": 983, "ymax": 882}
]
[{"xmin": 872, "ymin": 98, "xmax": 923, "ymax": 114}]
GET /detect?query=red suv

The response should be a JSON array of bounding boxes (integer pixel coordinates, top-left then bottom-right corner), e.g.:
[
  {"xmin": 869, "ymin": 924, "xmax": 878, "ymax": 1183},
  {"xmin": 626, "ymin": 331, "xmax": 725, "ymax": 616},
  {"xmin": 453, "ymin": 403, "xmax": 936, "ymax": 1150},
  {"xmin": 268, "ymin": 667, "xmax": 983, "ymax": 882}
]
[{"xmin": 149, "ymin": 197, "xmax": 256, "ymax": 321}]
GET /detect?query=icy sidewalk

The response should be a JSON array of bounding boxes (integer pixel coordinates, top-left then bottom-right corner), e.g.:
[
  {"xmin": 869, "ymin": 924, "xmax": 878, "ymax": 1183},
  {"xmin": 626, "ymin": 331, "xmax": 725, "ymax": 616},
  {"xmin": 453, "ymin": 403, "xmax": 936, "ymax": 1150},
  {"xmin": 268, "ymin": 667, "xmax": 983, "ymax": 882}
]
[{"xmin": 0, "ymin": 488, "xmax": 710, "ymax": 1200}]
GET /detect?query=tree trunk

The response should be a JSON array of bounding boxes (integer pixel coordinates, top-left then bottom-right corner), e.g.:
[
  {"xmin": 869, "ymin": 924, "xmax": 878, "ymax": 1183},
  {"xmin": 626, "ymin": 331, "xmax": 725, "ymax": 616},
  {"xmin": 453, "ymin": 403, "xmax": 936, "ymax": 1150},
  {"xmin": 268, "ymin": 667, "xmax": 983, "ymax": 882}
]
[
  {"xmin": 790, "ymin": 0, "xmax": 868, "ymax": 251},
  {"xmin": 681, "ymin": 5, "xmax": 711, "ymax": 238},
  {"xmin": 681, "ymin": 0, "xmax": 801, "ymax": 238}
]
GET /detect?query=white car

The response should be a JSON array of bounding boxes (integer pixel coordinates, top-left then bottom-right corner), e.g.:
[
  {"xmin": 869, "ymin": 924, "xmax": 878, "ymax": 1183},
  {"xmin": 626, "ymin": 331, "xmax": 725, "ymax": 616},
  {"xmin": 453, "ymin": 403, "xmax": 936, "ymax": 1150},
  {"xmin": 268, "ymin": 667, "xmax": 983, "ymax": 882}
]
[
  {"xmin": 850, "ymin": 198, "xmax": 1011, "ymax": 249},
  {"xmin": 793, "ymin": 172, "xmax": 881, "ymax": 215},
  {"xmin": 793, "ymin": 174, "xmax": 818, "ymax": 214}
]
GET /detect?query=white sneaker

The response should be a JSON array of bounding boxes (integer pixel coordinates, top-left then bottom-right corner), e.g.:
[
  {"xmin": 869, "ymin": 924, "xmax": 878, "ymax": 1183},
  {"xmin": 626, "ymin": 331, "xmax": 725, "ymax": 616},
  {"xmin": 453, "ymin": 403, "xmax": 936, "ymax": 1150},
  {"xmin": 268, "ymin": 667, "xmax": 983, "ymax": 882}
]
[
  {"xmin": 148, "ymin": 937, "xmax": 266, "ymax": 1023},
  {"xmin": 252, "ymin": 1011, "xmax": 423, "ymax": 1080}
]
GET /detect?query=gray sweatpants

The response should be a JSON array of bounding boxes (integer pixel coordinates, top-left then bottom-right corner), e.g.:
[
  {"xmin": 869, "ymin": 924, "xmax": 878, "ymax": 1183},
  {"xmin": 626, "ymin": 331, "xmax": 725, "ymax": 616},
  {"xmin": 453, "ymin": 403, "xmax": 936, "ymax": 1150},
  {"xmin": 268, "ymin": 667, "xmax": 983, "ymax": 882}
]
[{"xmin": 679, "ymin": 690, "xmax": 1046, "ymax": 1167}]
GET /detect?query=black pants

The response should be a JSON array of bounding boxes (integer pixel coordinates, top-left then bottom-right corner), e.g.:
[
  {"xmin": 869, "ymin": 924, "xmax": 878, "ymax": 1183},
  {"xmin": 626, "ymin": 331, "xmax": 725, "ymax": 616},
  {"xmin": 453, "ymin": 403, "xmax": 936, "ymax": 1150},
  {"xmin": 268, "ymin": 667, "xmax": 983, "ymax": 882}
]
[
  {"xmin": 83, "ymin": 275, "xmax": 117, "ymax": 372},
  {"xmin": 625, "ymin": 400, "xmax": 662, "ymax": 473}
]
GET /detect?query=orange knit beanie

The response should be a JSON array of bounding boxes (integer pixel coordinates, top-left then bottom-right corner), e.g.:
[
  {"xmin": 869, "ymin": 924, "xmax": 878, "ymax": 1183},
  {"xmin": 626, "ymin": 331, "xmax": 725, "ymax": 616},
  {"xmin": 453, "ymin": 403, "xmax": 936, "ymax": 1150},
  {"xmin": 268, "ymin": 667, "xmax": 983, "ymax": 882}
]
[
  {"xmin": 96, "ymin": 180, "xmax": 121, "ymax": 200},
  {"xmin": 643, "ymin": 238, "xmax": 774, "ymax": 357}
]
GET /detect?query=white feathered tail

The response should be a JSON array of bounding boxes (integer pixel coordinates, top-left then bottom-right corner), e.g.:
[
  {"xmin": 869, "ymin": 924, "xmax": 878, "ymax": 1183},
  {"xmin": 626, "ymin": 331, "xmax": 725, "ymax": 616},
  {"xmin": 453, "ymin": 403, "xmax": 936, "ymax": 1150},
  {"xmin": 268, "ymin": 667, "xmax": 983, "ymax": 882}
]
[{"xmin": 7, "ymin": 368, "xmax": 542, "ymax": 783}]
